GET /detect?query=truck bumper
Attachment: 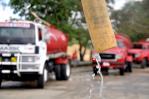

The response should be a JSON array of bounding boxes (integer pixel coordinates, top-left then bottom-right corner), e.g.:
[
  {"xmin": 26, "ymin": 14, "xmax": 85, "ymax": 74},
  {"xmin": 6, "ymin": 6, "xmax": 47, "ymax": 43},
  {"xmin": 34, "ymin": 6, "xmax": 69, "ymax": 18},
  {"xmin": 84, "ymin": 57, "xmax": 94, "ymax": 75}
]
[
  {"xmin": 0, "ymin": 71, "xmax": 39, "ymax": 81},
  {"xmin": 100, "ymin": 61, "xmax": 125, "ymax": 69},
  {"xmin": 92, "ymin": 61, "xmax": 125, "ymax": 69},
  {"xmin": 0, "ymin": 64, "xmax": 40, "ymax": 81}
]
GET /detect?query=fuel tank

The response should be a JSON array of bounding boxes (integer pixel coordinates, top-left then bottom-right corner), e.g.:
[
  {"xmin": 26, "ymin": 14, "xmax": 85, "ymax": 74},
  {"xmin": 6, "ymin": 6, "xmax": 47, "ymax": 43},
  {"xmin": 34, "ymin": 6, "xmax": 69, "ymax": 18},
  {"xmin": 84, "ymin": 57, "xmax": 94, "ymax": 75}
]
[{"xmin": 46, "ymin": 26, "xmax": 68, "ymax": 54}]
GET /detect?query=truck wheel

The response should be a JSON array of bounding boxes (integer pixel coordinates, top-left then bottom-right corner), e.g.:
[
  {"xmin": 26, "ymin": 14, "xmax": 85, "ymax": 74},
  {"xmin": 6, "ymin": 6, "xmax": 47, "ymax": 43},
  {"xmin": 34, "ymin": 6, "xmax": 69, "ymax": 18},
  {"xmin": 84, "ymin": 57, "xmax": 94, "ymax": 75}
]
[
  {"xmin": 0, "ymin": 73, "xmax": 2, "ymax": 88},
  {"xmin": 55, "ymin": 65, "xmax": 61, "ymax": 80},
  {"xmin": 55, "ymin": 64, "xmax": 71, "ymax": 80},
  {"xmin": 37, "ymin": 68, "xmax": 48, "ymax": 88},
  {"xmin": 125, "ymin": 62, "xmax": 132, "ymax": 73},
  {"xmin": 147, "ymin": 61, "xmax": 149, "ymax": 67},
  {"xmin": 44, "ymin": 67, "xmax": 48, "ymax": 82},
  {"xmin": 119, "ymin": 68, "xmax": 125, "ymax": 76},
  {"xmin": 61, "ymin": 64, "xmax": 71, "ymax": 80},
  {"xmin": 141, "ymin": 59, "xmax": 147, "ymax": 69},
  {"xmin": 0, "ymin": 79, "xmax": 2, "ymax": 88}
]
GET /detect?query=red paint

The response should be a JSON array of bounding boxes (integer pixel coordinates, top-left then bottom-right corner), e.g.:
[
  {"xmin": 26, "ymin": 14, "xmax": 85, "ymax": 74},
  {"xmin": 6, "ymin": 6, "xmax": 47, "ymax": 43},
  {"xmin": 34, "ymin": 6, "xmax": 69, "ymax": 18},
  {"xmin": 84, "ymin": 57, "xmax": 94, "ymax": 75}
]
[
  {"xmin": 46, "ymin": 26, "xmax": 68, "ymax": 54},
  {"xmin": 128, "ymin": 42, "xmax": 149, "ymax": 63},
  {"xmin": 55, "ymin": 57, "xmax": 68, "ymax": 64}
]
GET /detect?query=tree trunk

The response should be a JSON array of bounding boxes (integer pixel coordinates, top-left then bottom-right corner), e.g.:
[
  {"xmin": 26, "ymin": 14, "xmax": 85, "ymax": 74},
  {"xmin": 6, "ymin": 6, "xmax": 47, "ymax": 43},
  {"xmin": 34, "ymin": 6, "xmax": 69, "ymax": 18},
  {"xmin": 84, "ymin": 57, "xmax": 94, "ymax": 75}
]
[{"xmin": 79, "ymin": 43, "xmax": 84, "ymax": 61}]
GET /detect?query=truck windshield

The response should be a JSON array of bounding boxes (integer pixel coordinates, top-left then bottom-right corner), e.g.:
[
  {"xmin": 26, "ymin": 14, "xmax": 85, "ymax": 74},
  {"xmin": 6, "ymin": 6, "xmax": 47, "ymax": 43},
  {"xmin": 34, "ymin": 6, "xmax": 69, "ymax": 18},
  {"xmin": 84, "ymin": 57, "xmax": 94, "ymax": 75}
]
[
  {"xmin": 0, "ymin": 24, "xmax": 35, "ymax": 44},
  {"xmin": 117, "ymin": 40, "xmax": 125, "ymax": 48}
]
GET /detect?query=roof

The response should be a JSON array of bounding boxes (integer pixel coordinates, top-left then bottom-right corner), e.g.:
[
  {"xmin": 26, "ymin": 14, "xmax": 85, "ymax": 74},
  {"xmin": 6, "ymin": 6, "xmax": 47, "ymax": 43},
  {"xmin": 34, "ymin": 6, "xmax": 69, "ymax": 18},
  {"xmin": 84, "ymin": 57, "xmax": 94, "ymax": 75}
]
[{"xmin": 0, "ymin": 20, "xmax": 45, "ymax": 28}]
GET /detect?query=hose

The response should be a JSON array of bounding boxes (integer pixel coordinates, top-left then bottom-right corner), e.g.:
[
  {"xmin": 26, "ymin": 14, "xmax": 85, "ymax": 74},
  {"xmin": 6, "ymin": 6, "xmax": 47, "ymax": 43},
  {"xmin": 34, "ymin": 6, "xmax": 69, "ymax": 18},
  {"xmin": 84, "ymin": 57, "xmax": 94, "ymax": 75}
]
[{"xmin": 90, "ymin": 53, "xmax": 104, "ymax": 99}]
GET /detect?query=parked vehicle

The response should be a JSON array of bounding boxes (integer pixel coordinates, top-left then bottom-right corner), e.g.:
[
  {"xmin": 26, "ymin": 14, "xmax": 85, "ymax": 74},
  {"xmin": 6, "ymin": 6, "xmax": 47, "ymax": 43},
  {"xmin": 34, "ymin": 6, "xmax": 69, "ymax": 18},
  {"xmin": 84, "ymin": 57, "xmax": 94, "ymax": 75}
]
[
  {"xmin": 0, "ymin": 21, "xmax": 71, "ymax": 88},
  {"xmin": 115, "ymin": 33, "xmax": 132, "ymax": 49},
  {"xmin": 128, "ymin": 42, "xmax": 149, "ymax": 68},
  {"xmin": 92, "ymin": 34, "xmax": 133, "ymax": 76}
]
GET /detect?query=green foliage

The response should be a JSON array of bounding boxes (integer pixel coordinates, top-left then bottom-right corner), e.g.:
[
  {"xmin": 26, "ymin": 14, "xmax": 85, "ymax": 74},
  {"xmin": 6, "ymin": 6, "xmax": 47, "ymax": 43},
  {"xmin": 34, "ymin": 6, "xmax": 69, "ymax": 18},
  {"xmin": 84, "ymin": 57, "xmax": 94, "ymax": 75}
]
[
  {"xmin": 111, "ymin": 0, "xmax": 149, "ymax": 41},
  {"xmin": 10, "ymin": 0, "xmax": 78, "ymax": 24},
  {"xmin": 10, "ymin": 0, "xmax": 114, "ymax": 46},
  {"xmin": 10, "ymin": 0, "xmax": 115, "ymax": 61},
  {"xmin": 10, "ymin": 0, "xmax": 87, "ymax": 44}
]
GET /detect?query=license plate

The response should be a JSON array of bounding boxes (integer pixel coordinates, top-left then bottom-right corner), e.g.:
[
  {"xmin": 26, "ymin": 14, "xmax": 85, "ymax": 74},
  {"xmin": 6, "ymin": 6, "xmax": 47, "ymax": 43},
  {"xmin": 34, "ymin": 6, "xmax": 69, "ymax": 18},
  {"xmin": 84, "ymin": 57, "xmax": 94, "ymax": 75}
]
[{"xmin": 103, "ymin": 62, "xmax": 110, "ymax": 67}]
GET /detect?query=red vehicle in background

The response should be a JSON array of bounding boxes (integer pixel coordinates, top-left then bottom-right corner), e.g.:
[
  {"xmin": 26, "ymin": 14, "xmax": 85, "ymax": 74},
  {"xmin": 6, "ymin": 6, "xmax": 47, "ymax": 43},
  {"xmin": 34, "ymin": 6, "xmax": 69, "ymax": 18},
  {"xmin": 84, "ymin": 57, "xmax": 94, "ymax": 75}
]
[
  {"xmin": 92, "ymin": 34, "xmax": 133, "ymax": 76},
  {"xmin": 128, "ymin": 42, "xmax": 149, "ymax": 68}
]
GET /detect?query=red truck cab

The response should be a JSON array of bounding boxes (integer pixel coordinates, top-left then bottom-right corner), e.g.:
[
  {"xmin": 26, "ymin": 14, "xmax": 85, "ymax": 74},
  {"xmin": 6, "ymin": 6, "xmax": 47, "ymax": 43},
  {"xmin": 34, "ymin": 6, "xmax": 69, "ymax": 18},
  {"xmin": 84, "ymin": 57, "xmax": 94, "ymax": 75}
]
[
  {"xmin": 128, "ymin": 42, "xmax": 149, "ymax": 68},
  {"xmin": 92, "ymin": 34, "xmax": 133, "ymax": 75}
]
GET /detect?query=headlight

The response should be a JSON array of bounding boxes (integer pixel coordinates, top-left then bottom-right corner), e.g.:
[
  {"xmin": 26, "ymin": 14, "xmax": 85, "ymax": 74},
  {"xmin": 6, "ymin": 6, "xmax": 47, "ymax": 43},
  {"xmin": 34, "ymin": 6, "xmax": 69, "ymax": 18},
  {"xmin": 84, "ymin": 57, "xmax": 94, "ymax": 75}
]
[
  {"xmin": 0, "ymin": 57, "xmax": 2, "ymax": 62},
  {"xmin": 11, "ymin": 57, "xmax": 17, "ymax": 62},
  {"xmin": 135, "ymin": 54, "xmax": 140, "ymax": 58},
  {"xmin": 21, "ymin": 56, "xmax": 40, "ymax": 62},
  {"xmin": 116, "ymin": 55, "xmax": 122, "ymax": 59}
]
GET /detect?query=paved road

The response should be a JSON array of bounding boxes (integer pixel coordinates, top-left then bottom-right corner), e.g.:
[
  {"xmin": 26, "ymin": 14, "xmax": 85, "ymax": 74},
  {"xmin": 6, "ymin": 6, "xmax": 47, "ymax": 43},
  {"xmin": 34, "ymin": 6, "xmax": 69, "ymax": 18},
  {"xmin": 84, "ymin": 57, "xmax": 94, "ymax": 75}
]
[{"xmin": 0, "ymin": 66, "xmax": 149, "ymax": 99}]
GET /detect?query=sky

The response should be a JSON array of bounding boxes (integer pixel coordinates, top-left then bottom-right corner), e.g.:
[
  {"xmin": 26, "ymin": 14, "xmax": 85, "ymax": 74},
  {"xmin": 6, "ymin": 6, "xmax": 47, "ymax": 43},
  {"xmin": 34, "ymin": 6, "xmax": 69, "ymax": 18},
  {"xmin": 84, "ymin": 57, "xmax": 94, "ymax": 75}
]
[
  {"xmin": 113, "ymin": 0, "xmax": 142, "ymax": 10},
  {"xmin": 0, "ymin": 0, "xmax": 15, "ymax": 21},
  {"xmin": 113, "ymin": 0, "xmax": 129, "ymax": 10},
  {"xmin": 0, "ymin": 6, "xmax": 15, "ymax": 21},
  {"xmin": 0, "ymin": 0, "xmax": 142, "ymax": 21}
]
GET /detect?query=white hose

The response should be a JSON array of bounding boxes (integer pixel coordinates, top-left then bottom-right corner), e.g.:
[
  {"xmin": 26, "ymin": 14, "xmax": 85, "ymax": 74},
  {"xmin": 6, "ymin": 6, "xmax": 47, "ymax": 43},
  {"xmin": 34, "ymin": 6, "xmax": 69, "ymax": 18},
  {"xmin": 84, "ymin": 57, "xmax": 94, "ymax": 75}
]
[{"xmin": 91, "ymin": 53, "xmax": 104, "ymax": 98}]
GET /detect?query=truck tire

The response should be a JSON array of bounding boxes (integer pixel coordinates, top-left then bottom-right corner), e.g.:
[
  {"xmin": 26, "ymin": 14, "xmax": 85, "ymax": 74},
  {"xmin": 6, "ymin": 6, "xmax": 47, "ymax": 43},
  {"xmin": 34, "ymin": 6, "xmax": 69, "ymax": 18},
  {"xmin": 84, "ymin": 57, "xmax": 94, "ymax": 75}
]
[
  {"xmin": 61, "ymin": 64, "xmax": 71, "ymax": 80},
  {"xmin": 0, "ymin": 79, "xmax": 2, "ymax": 88},
  {"xmin": 147, "ymin": 60, "xmax": 149, "ymax": 67},
  {"xmin": 55, "ymin": 65, "xmax": 61, "ymax": 80},
  {"xmin": 0, "ymin": 73, "xmax": 2, "ymax": 88},
  {"xmin": 141, "ymin": 58, "xmax": 147, "ymax": 69},
  {"xmin": 119, "ymin": 68, "xmax": 125, "ymax": 76},
  {"xmin": 37, "ymin": 68, "xmax": 48, "ymax": 88},
  {"xmin": 55, "ymin": 64, "xmax": 71, "ymax": 80},
  {"xmin": 125, "ymin": 62, "xmax": 132, "ymax": 73}
]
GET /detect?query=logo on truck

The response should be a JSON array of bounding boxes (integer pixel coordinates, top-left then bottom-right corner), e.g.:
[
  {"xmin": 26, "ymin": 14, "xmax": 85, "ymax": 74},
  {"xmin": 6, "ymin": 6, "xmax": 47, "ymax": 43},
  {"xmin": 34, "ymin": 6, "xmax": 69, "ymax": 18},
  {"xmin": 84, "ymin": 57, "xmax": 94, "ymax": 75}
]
[{"xmin": 0, "ymin": 46, "xmax": 19, "ymax": 52}]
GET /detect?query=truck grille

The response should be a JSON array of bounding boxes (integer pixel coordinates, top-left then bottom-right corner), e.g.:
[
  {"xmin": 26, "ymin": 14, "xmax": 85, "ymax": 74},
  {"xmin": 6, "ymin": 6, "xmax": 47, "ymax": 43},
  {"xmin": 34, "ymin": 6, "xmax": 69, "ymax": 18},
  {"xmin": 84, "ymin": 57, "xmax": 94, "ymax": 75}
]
[
  {"xmin": 21, "ymin": 56, "xmax": 35, "ymax": 62},
  {"xmin": 99, "ymin": 53, "xmax": 115, "ymax": 59},
  {"xmin": 21, "ymin": 64, "xmax": 38, "ymax": 70},
  {"xmin": 129, "ymin": 53, "xmax": 135, "ymax": 58}
]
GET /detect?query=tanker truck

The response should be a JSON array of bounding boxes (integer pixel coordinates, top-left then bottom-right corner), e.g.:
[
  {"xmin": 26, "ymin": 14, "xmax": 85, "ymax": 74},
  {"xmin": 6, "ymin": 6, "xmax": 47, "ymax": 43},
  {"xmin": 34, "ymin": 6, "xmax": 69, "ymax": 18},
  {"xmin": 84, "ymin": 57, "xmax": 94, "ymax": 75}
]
[{"xmin": 0, "ymin": 20, "xmax": 71, "ymax": 88}]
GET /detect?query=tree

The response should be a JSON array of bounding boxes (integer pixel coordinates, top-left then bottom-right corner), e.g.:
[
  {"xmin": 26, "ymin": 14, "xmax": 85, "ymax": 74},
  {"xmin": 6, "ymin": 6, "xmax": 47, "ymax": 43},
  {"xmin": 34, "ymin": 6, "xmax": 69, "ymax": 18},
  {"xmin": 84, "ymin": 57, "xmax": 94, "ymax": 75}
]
[
  {"xmin": 111, "ymin": 0, "xmax": 149, "ymax": 41},
  {"xmin": 10, "ymin": 0, "xmax": 114, "ymax": 61},
  {"xmin": 0, "ymin": 0, "xmax": 8, "ymax": 9}
]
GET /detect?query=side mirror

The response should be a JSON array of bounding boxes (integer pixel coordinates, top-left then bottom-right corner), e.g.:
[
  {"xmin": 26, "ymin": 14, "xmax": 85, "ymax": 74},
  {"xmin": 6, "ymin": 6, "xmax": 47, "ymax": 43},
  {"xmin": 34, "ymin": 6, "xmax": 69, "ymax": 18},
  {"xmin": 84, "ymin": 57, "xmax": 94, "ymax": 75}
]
[
  {"xmin": 43, "ymin": 33, "xmax": 50, "ymax": 42},
  {"xmin": 42, "ymin": 27, "xmax": 50, "ymax": 42}
]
